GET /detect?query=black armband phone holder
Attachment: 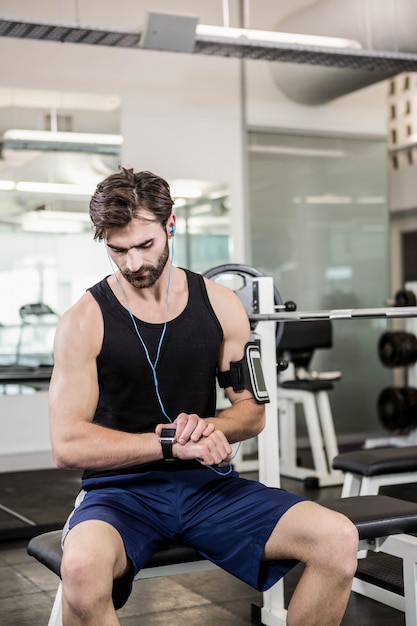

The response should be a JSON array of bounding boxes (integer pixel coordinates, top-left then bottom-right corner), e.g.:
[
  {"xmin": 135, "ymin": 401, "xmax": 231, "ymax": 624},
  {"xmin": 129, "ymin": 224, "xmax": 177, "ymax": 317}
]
[{"xmin": 217, "ymin": 342, "xmax": 270, "ymax": 404}]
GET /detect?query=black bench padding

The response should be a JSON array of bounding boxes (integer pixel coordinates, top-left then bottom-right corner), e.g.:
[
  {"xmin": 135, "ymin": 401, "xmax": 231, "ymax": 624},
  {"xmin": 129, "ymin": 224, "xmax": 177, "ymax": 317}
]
[
  {"xmin": 28, "ymin": 496, "xmax": 417, "ymax": 572},
  {"xmin": 280, "ymin": 379, "xmax": 334, "ymax": 392},
  {"xmin": 27, "ymin": 530, "xmax": 63, "ymax": 577},
  {"xmin": 323, "ymin": 495, "xmax": 417, "ymax": 540},
  {"xmin": 27, "ymin": 531, "xmax": 206, "ymax": 610},
  {"xmin": 332, "ymin": 445, "xmax": 417, "ymax": 476},
  {"xmin": 27, "ymin": 530, "xmax": 204, "ymax": 579}
]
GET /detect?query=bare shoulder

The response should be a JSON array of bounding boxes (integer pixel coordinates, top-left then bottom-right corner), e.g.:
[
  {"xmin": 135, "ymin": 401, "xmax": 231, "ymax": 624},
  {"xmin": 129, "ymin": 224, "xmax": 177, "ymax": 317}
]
[
  {"xmin": 203, "ymin": 276, "xmax": 250, "ymax": 336},
  {"xmin": 54, "ymin": 291, "xmax": 103, "ymax": 358}
]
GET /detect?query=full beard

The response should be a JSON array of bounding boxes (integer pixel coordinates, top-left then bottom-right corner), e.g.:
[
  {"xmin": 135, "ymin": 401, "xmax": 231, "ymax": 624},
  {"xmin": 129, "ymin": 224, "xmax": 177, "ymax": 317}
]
[{"xmin": 122, "ymin": 241, "xmax": 169, "ymax": 289}]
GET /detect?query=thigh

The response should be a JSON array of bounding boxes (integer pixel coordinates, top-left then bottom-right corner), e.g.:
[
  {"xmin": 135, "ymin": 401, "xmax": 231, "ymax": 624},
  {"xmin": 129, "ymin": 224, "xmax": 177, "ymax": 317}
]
[
  {"xmin": 64, "ymin": 480, "xmax": 177, "ymax": 574},
  {"xmin": 264, "ymin": 499, "xmax": 353, "ymax": 562},
  {"xmin": 179, "ymin": 472, "xmax": 306, "ymax": 590}
]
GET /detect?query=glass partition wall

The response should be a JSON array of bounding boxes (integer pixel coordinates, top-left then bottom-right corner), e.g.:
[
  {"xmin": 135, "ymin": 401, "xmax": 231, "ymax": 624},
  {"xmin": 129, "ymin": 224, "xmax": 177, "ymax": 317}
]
[
  {"xmin": 0, "ymin": 89, "xmax": 231, "ymax": 391},
  {"xmin": 248, "ymin": 131, "xmax": 392, "ymax": 438},
  {"xmin": 0, "ymin": 181, "xmax": 231, "ymax": 383}
]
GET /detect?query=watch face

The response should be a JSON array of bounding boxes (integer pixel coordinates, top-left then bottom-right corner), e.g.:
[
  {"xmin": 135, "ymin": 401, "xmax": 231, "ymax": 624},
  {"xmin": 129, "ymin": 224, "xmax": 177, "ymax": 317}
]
[{"xmin": 160, "ymin": 427, "xmax": 176, "ymax": 438}]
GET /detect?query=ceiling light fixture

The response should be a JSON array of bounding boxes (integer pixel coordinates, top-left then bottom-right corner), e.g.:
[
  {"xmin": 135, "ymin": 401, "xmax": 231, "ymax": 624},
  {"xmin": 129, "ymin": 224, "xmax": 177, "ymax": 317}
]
[
  {"xmin": 0, "ymin": 209, "xmax": 91, "ymax": 234},
  {"xmin": 16, "ymin": 181, "xmax": 96, "ymax": 196},
  {"xmin": 0, "ymin": 179, "xmax": 15, "ymax": 190},
  {"xmin": 195, "ymin": 24, "xmax": 361, "ymax": 50},
  {"xmin": 21, "ymin": 211, "xmax": 89, "ymax": 234},
  {"xmin": 0, "ymin": 180, "xmax": 96, "ymax": 196},
  {"xmin": 249, "ymin": 145, "xmax": 347, "ymax": 158},
  {"xmin": 2, "ymin": 129, "xmax": 122, "ymax": 154},
  {"xmin": 0, "ymin": 178, "xmax": 220, "ymax": 200}
]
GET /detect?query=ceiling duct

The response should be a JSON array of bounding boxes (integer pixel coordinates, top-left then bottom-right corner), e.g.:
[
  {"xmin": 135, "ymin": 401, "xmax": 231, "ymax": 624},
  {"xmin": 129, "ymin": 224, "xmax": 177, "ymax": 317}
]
[{"xmin": 271, "ymin": 0, "xmax": 417, "ymax": 105}]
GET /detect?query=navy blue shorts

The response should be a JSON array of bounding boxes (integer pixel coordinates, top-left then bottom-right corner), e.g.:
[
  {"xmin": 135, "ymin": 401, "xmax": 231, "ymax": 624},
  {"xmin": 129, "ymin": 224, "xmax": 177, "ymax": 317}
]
[{"xmin": 64, "ymin": 468, "xmax": 306, "ymax": 609}]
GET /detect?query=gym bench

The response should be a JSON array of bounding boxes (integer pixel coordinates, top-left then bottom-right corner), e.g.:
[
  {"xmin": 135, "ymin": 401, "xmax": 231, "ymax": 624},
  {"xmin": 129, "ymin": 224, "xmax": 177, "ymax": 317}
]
[
  {"xmin": 332, "ymin": 445, "xmax": 417, "ymax": 497},
  {"xmin": 27, "ymin": 494, "xmax": 417, "ymax": 626},
  {"xmin": 28, "ymin": 533, "xmax": 218, "ymax": 626}
]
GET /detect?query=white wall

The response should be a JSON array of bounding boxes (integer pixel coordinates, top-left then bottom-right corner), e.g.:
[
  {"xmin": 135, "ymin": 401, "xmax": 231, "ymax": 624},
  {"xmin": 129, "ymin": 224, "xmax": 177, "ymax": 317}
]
[
  {"xmin": 0, "ymin": 392, "xmax": 53, "ymax": 471},
  {"xmin": 245, "ymin": 60, "xmax": 387, "ymax": 135}
]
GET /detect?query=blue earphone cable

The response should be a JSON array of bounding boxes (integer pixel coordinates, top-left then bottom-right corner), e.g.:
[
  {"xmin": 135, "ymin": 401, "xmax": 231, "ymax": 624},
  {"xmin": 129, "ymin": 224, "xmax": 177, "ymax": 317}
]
[
  {"xmin": 109, "ymin": 232, "xmax": 235, "ymax": 476},
  {"xmin": 113, "ymin": 238, "xmax": 174, "ymax": 424}
]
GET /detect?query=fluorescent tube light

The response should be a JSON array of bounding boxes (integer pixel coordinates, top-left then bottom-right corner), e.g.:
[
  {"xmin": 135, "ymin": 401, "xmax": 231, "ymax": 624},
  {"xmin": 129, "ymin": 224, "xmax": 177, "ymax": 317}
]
[
  {"xmin": 196, "ymin": 24, "xmax": 362, "ymax": 50},
  {"xmin": 0, "ymin": 180, "xmax": 16, "ymax": 190},
  {"xmin": 0, "ymin": 180, "xmax": 96, "ymax": 195},
  {"xmin": 23, "ymin": 209, "xmax": 91, "ymax": 221},
  {"xmin": 2, "ymin": 129, "xmax": 122, "ymax": 154},
  {"xmin": 249, "ymin": 145, "xmax": 347, "ymax": 158},
  {"xmin": 305, "ymin": 194, "xmax": 352, "ymax": 204},
  {"xmin": 0, "ymin": 179, "xmax": 222, "ymax": 200},
  {"xmin": 170, "ymin": 185, "xmax": 203, "ymax": 199},
  {"xmin": 16, "ymin": 181, "xmax": 96, "ymax": 196},
  {"xmin": 21, "ymin": 209, "xmax": 91, "ymax": 234},
  {"xmin": 3, "ymin": 129, "xmax": 122, "ymax": 145}
]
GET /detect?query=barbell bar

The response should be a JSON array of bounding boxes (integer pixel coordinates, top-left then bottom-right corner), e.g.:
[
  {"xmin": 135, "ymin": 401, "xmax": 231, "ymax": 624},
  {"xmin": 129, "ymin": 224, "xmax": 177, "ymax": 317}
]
[
  {"xmin": 248, "ymin": 306, "xmax": 417, "ymax": 323},
  {"xmin": 202, "ymin": 263, "xmax": 417, "ymax": 324}
]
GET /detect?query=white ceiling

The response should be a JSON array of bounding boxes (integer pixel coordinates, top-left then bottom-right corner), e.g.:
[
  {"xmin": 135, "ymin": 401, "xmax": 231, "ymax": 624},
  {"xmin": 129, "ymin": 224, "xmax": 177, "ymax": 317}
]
[
  {"xmin": 0, "ymin": 0, "xmax": 319, "ymax": 223},
  {"xmin": 0, "ymin": 1, "xmax": 396, "ymax": 228}
]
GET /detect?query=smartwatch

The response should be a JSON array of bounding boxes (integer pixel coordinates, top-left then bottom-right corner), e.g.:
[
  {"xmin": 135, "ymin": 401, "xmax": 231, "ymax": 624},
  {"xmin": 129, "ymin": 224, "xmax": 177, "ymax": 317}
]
[{"xmin": 158, "ymin": 427, "xmax": 177, "ymax": 461}]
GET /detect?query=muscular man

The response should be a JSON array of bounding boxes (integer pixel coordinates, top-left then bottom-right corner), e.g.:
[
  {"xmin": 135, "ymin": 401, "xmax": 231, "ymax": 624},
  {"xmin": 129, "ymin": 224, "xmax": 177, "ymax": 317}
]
[{"xmin": 49, "ymin": 167, "xmax": 358, "ymax": 626}]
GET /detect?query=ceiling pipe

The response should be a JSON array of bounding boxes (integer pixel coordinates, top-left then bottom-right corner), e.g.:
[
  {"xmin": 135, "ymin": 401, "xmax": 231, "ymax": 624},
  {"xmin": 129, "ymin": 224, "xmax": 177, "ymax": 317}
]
[{"xmin": 271, "ymin": 0, "xmax": 417, "ymax": 105}]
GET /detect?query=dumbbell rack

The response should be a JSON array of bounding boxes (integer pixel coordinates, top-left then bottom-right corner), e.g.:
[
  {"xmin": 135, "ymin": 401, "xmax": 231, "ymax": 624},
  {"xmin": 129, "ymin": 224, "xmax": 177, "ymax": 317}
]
[{"xmin": 366, "ymin": 281, "xmax": 417, "ymax": 449}]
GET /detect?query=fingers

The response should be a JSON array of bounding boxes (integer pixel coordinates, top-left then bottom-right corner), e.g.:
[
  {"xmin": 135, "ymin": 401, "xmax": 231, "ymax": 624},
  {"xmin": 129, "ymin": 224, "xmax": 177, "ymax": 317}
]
[
  {"xmin": 175, "ymin": 430, "xmax": 232, "ymax": 466},
  {"xmin": 155, "ymin": 413, "xmax": 232, "ymax": 465},
  {"xmin": 174, "ymin": 413, "xmax": 214, "ymax": 444},
  {"xmin": 194, "ymin": 431, "xmax": 233, "ymax": 466}
]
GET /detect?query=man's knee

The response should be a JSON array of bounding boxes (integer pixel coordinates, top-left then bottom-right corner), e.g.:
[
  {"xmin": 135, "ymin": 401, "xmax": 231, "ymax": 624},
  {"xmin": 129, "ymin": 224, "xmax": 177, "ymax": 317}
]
[
  {"xmin": 316, "ymin": 513, "xmax": 359, "ymax": 580},
  {"xmin": 61, "ymin": 542, "xmax": 116, "ymax": 618}
]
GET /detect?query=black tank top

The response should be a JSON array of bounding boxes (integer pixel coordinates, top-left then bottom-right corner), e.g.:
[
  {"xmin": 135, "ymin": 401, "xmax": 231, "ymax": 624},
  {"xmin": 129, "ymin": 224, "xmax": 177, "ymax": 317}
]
[{"xmin": 83, "ymin": 269, "xmax": 223, "ymax": 477}]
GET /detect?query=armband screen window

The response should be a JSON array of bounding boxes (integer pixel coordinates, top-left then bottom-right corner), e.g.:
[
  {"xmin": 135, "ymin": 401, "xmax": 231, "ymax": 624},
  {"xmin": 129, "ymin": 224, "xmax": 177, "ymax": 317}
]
[{"xmin": 247, "ymin": 344, "xmax": 269, "ymax": 402}]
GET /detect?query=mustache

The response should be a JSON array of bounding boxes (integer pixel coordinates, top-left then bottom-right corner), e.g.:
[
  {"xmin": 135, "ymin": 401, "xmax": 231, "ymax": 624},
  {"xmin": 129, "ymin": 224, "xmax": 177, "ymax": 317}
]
[{"xmin": 123, "ymin": 265, "xmax": 154, "ymax": 278}]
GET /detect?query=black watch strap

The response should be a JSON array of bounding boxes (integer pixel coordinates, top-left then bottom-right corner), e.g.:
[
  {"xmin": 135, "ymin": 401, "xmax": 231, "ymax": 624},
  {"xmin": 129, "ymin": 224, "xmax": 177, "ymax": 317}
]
[{"xmin": 160, "ymin": 439, "xmax": 175, "ymax": 461}]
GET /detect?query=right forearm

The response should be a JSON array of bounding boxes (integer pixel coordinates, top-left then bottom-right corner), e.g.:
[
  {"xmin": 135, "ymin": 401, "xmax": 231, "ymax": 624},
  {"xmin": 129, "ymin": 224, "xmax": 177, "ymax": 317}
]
[{"xmin": 51, "ymin": 422, "xmax": 163, "ymax": 470}]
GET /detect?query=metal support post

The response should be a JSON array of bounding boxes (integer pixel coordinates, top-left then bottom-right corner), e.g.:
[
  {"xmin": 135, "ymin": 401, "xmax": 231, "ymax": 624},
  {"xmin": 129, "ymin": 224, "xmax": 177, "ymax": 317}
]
[{"xmin": 254, "ymin": 276, "xmax": 287, "ymax": 626}]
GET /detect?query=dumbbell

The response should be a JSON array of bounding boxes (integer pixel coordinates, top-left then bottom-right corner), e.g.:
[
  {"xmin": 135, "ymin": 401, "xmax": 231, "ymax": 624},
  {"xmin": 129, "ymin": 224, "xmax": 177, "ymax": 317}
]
[
  {"xmin": 378, "ymin": 386, "xmax": 417, "ymax": 431},
  {"xmin": 378, "ymin": 331, "xmax": 417, "ymax": 368},
  {"xmin": 395, "ymin": 288, "xmax": 417, "ymax": 307}
]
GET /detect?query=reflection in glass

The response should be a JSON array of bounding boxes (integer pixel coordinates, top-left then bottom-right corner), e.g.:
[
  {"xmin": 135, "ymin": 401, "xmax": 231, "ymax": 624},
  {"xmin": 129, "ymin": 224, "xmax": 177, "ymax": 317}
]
[
  {"xmin": 248, "ymin": 131, "xmax": 392, "ymax": 438},
  {"xmin": 0, "ymin": 176, "xmax": 230, "ymax": 391}
]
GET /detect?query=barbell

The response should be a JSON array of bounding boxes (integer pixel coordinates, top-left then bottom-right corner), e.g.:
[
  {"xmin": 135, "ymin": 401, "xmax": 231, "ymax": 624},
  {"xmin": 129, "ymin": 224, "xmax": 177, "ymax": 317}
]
[
  {"xmin": 203, "ymin": 262, "xmax": 417, "ymax": 326},
  {"xmin": 204, "ymin": 264, "xmax": 417, "ymax": 432},
  {"xmin": 248, "ymin": 306, "xmax": 417, "ymax": 323}
]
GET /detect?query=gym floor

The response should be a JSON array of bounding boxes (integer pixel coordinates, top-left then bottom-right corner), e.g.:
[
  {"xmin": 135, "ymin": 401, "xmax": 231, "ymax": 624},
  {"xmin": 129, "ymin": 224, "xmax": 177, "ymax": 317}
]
[{"xmin": 0, "ymin": 465, "xmax": 411, "ymax": 625}]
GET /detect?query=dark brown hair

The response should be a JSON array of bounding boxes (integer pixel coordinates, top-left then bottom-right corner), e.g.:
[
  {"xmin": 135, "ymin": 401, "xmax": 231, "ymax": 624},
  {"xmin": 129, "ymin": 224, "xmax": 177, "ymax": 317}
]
[{"xmin": 89, "ymin": 166, "xmax": 174, "ymax": 240}]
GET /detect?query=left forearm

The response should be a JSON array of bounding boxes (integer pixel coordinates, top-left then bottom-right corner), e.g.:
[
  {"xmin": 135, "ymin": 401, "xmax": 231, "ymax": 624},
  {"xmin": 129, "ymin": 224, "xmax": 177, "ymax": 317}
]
[{"xmin": 206, "ymin": 399, "xmax": 266, "ymax": 444}]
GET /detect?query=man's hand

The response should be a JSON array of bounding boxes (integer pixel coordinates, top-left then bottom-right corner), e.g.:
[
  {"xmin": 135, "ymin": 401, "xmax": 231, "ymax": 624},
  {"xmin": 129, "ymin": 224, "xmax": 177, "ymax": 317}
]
[{"xmin": 155, "ymin": 413, "xmax": 233, "ymax": 465}]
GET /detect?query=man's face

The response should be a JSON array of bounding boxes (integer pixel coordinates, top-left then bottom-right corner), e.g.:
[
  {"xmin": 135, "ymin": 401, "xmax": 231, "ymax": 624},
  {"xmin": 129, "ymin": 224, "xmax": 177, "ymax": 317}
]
[{"xmin": 105, "ymin": 217, "xmax": 170, "ymax": 289}]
